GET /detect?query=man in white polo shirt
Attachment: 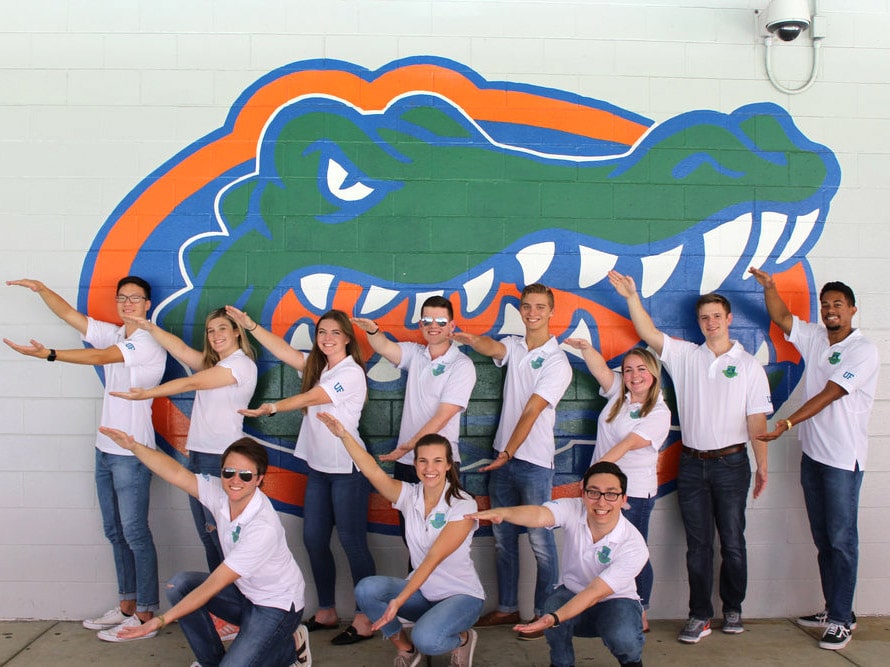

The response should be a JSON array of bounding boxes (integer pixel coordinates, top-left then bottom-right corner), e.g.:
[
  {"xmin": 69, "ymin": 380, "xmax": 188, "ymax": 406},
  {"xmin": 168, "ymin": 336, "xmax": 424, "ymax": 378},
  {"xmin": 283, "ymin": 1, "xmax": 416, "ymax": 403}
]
[
  {"xmin": 352, "ymin": 295, "xmax": 476, "ymax": 484},
  {"xmin": 453, "ymin": 282, "xmax": 573, "ymax": 640},
  {"xmin": 468, "ymin": 461, "xmax": 648, "ymax": 667},
  {"xmin": 609, "ymin": 270, "xmax": 772, "ymax": 644},
  {"xmin": 750, "ymin": 269, "xmax": 878, "ymax": 651}
]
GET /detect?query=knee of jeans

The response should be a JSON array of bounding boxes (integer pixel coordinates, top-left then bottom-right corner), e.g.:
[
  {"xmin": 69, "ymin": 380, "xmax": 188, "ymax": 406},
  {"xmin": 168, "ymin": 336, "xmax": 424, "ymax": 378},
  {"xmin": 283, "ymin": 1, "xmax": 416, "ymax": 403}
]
[{"xmin": 165, "ymin": 572, "xmax": 191, "ymax": 603}]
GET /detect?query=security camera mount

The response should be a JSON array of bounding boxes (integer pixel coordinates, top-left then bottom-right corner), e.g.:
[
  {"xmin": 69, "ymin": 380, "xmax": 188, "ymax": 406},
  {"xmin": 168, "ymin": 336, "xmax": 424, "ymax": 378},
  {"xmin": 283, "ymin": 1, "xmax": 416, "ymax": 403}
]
[{"xmin": 755, "ymin": 0, "xmax": 828, "ymax": 95}]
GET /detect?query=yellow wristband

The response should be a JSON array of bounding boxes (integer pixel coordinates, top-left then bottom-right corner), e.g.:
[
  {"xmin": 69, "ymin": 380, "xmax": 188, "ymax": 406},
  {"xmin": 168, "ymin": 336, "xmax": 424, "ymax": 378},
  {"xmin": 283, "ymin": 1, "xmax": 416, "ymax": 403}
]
[
  {"xmin": 784, "ymin": 419, "xmax": 793, "ymax": 431},
  {"xmin": 156, "ymin": 614, "xmax": 166, "ymax": 629}
]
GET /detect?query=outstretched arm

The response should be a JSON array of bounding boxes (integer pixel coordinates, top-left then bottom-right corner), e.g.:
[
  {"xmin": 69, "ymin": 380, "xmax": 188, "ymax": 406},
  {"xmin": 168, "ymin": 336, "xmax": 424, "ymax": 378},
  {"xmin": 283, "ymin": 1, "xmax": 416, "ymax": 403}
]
[
  {"xmin": 758, "ymin": 381, "xmax": 848, "ymax": 442},
  {"xmin": 465, "ymin": 504, "xmax": 556, "ymax": 528},
  {"xmin": 596, "ymin": 433, "xmax": 651, "ymax": 464},
  {"xmin": 4, "ymin": 338, "xmax": 124, "ymax": 365},
  {"xmin": 110, "ymin": 365, "xmax": 236, "ymax": 401},
  {"xmin": 7, "ymin": 279, "xmax": 88, "ymax": 335},
  {"xmin": 239, "ymin": 383, "xmax": 331, "ymax": 418},
  {"xmin": 608, "ymin": 271, "xmax": 665, "ymax": 355},
  {"xmin": 123, "ymin": 316, "xmax": 202, "ymax": 370},
  {"xmin": 451, "ymin": 331, "xmax": 506, "ymax": 361},
  {"xmin": 748, "ymin": 268, "xmax": 793, "ymax": 335},
  {"xmin": 514, "ymin": 578, "xmax": 615, "ymax": 635},
  {"xmin": 225, "ymin": 305, "xmax": 306, "ymax": 371},
  {"xmin": 99, "ymin": 426, "xmax": 198, "ymax": 498},
  {"xmin": 379, "ymin": 402, "xmax": 463, "ymax": 462},
  {"xmin": 351, "ymin": 318, "xmax": 403, "ymax": 365},
  {"xmin": 563, "ymin": 338, "xmax": 614, "ymax": 392},
  {"xmin": 481, "ymin": 393, "xmax": 549, "ymax": 472}
]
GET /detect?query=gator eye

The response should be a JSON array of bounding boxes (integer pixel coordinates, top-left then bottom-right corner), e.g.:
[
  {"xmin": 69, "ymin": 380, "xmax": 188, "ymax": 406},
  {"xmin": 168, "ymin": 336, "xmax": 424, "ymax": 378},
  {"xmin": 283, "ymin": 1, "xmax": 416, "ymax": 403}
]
[{"xmin": 326, "ymin": 158, "xmax": 374, "ymax": 202}]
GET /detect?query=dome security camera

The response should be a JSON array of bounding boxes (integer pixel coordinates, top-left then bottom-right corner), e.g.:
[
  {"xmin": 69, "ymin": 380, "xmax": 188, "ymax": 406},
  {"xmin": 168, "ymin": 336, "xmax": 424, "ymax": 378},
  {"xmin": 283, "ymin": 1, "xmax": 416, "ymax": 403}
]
[{"xmin": 766, "ymin": 0, "xmax": 811, "ymax": 42}]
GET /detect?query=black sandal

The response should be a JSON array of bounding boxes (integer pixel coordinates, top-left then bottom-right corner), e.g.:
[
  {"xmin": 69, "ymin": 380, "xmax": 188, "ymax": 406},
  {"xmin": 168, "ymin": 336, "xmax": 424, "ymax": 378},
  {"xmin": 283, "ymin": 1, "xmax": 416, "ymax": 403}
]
[{"xmin": 331, "ymin": 625, "xmax": 374, "ymax": 645}]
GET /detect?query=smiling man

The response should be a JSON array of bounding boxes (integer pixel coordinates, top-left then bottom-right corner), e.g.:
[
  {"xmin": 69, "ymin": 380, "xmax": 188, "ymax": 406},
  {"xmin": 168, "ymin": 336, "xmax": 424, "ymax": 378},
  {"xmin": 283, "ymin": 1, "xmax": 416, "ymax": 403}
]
[
  {"xmin": 609, "ymin": 270, "xmax": 773, "ymax": 644},
  {"xmin": 4, "ymin": 277, "xmax": 167, "ymax": 641},
  {"xmin": 467, "ymin": 461, "xmax": 647, "ymax": 667},
  {"xmin": 453, "ymin": 282, "xmax": 572, "ymax": 639},
  {"xmin": 750, "ymin": 269, "xmax": 879, "ymax": 651}
]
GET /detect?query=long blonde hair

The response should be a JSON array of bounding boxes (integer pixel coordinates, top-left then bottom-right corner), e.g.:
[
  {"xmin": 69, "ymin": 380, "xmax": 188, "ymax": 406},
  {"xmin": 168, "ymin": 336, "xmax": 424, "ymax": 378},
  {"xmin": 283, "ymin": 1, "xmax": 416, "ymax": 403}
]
[
  {"xmin": 200, "ymin": 307, "xmax": 256, "ymax": 369},
  {"xmin": 605, "ymin": 348, "xmax": 661, "ymax": 423}
]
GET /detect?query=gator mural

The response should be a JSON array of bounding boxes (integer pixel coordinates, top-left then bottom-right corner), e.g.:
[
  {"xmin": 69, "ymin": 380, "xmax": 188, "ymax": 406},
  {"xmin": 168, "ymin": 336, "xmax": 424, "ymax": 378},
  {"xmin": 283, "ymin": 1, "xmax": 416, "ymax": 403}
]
[{"xmin": 78, "ymin": 57, "xmax": 840, "ymax": 534}]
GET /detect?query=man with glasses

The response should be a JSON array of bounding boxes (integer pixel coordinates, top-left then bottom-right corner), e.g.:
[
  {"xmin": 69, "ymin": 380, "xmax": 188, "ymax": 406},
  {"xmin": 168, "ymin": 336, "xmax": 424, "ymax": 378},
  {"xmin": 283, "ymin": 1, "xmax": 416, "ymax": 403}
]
[
  {"xmin": 5, "ymin": 276, "xmax": 166, "ymax": 641},
  {"xmin": 453, "ymin": 283, "xmax": 572, "ymax": 639},
  {"xmin": 352, "ymin": 295, "xmax": 476, "ymax": 484},
  {"xmin": 468, "ymin": 461, "xmax": 648, "ymax": 667},
  {"xmin": 608, "ymin": 270, "xmax": 772, "ymax": 643}
]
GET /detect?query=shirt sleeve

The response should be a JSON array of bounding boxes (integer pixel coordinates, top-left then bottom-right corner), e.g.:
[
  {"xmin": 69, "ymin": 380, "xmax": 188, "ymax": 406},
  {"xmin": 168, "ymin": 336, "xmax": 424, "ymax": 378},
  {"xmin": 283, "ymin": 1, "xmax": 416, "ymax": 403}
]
[
  {"xmin": 318, "ymin": 362, "xmax": 366, "ymax": 407},
  {"xmin": 220, "ymin": 351, "xmax": 257, "ymax": 388},
  {"xmin": 223, "ymin": 522, "xmax": 276, "ymax": 579},
  {"xmin": 829, "ymin": 339, "xmax": 880, "ymax": 395},
  {"xmin": 439, "ymin": 354, "xmax": 476, "ymax": 409},
  {"xmin": 597, "ymin": 531, "xmax": 649, "ymax": 595},
  {"xmin": 492, "ymin": 336, "xmax": 517, "ymax": 368},
  {"xmin": 745, "ymin": 360, "xmax": 773, "ymax": 416},
  {"xmin": 633, "ymin": 401, "xmax": 671, "ymax": 448},
  {"xmin": 543, "ymin": 497, "xmax": 575, "ymax": 529},
  {"xmin": 533, "ymin": 350, "xmax": 572, "ymax": 408}
]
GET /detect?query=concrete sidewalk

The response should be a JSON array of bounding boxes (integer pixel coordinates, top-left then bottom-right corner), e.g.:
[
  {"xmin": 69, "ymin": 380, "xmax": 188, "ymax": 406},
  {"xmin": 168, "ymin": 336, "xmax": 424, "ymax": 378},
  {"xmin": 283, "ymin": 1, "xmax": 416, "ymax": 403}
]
[{"xmin": 1, "ymin": 617, "xmax": 888, "ymax": 666}]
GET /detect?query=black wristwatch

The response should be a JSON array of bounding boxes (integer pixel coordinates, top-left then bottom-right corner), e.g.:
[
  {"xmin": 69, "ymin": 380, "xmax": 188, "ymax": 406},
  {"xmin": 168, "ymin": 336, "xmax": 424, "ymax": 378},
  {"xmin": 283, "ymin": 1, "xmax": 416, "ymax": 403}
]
[
  {"xmin": 549, "ymin": 612, "xmax": 560, "ymax": 627},
  {"xmin": 46, "ymin": 349, "xmax": 57, "ymax": 362}
]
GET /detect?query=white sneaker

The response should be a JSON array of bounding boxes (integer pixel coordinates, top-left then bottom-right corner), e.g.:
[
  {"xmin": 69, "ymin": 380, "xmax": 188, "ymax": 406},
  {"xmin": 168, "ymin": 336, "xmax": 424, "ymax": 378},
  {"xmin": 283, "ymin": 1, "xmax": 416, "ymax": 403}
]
[
  {"xmin": 96, "ymin": 614, "xmax": 158, "ymax": 642},
  {"xmin": 82, "ymin": 607, "xmax": 129, "ymax": 630},
  {"xmin": 294, "ymin": 623, "xmax": 312, "ymax": 666}
]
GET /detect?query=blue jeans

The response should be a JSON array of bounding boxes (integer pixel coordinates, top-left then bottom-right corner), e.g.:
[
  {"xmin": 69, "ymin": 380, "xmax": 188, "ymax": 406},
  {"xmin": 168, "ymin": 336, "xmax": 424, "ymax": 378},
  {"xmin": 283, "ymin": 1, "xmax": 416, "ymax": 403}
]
[
  {"xmin": 355, "ymin": 576, "xmax": 483, "ymax": 655},
  {"xmin": 94, "ymin": 449, "xmax": 159, "ymax": 612},
  {"xmin": 303, "ymin": 466, "xmax": 376, "ymax": 610},
  {"xmin": 544, "ymin": 585, "xmax": 643, "ymax": 667},
  {"xmin": 489, "ymin": 458, "xmax": 558, "ymax": 616},
  {"xmin": 166, "ymin": 571, "xmax": 301, "ymax": 667},
  {"xmin": 188, "ymin": 451, "xmax": 225, "ymax": 571},
  {"xmin": 677, "ymin": 449, "xmax": 751, "ymax": 620},
  {"xmin": 622, "ymin": 496, "xmax": 656, "ymax": 609},
  {"xmin": 800, "ymin": 453, "xmax": 863, "ymax": 627}
]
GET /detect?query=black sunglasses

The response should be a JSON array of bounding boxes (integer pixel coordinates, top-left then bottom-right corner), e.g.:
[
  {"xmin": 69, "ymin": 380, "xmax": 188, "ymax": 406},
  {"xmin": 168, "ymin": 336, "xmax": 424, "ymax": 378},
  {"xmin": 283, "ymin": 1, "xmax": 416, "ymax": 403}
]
[{"xmin": 221, "ymin": 467, "xmax": 257, "ymax": 482}]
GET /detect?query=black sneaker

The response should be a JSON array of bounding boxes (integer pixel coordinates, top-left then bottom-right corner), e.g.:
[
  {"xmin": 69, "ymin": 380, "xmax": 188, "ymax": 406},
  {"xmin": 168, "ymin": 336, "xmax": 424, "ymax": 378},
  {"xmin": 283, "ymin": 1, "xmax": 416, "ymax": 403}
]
[
  {"xmin": 819, "ymin": 623, "xmax": 852, "ymax": 650},
  {"xmin": 798, "ymin": 609, "xmax": 857, "ymax": 630}
]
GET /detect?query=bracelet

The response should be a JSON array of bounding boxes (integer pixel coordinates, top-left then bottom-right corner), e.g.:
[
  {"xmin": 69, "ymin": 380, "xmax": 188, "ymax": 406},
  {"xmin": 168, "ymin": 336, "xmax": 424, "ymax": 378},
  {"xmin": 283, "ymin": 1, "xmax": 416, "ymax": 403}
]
[
  {"xmin": 784, "ymin": 419, "xmax": 793, "ymax": 431},
  {"xmin": 368, "ymin": 326, "xmax": 380, "ymax": 336},
  {"xmin": 156, "ymin": 614, "xmax": 167, "ymax": 629},
  {"xmin": 246, "ymin": 322, "xmax": 258, "ymax": 332},
  {"xmin": 549, "ymin": 612, "xmax": 560, "ymax": 627},
  {"xmin": 503, "ymin": 449, "xmax": 512, "ymax": 459},
  {"xmin": 46, "ymin": 349, "xmax": 57, "ymax": 362}
]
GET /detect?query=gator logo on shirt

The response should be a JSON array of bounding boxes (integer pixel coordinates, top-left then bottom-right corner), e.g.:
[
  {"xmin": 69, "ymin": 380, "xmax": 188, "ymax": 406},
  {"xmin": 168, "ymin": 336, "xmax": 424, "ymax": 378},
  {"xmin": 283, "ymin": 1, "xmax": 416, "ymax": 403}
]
[
  {"xmin": 77, "ymin": 57, "xmax": 838, "ymax": 530},
  {"xmin": 530, "ymin": 356, "xmax": 545, "ymax": 370},
  {"xmin": 430, "ymin": 512, "xmax": 446, "ymax": 529},
  {"xmin": 829, "ymin": 351, "xmax": 841, "ymax": 365},
  {"xmin": 629, "ymin": 408, "xmax": 641, "ymax": 419},
  {"xmin": 597, "ymin": 546, "xmax": 612, "ymax": 564},
  {"xmin": 232, "ymin": 525, "xmax": 241, "ymax": 543},
  {"xmin": 722, "ymin": 365, "xmax": 738, "ymax": 378},
  {"xmin": 432, "ymin": 363, "xmax": 446, "ymax": 377}
]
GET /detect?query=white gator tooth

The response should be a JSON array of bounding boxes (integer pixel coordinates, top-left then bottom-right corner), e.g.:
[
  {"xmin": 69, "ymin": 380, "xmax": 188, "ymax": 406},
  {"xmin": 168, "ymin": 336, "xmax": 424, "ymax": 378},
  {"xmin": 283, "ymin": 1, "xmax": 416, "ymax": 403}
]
[
  {"xmin": 640, "ymin": 245, "xmax": 682, "ymax": 298},
  {"xmin": 498, "ymin": 303, "xmax": 525, "ymax": 336},
  {"xmin": 300, "ymin": 273, "xmax": 334, "ymax": 310},
  {"xmin": 578, "ymin": 246, "xmax": 617, "ymax": 288},
  {"xmin": 367, "ymin": 356, "xmax": 402, "ymax": 383},
  {"xmin": 777, "ymin": 209, "xmax": 818, "ymax": 263},
  {"xmin": 745, "ymin": 211, "xmax": 786, "ymax": 278},
  {"xmin": 289, "ymin": 323, "xmax": 314, "ymax": 352},
  {"xmin": 516, "ymin": 242, "xmax": 555, "ymax": 285},
  {"xmin": 701, "ymin": 215, "xmax": 751, "ymax": 294},
  {"xmin": 463, "ymin": 269, "xmax": 494, "ymax": 313},
  {"xmin": 561, "ymin": 319, "xmax": 592, "ymax": 358},
  {"xmin": 755, "ymin": 340, "xmax": 770, "ymax": 365},
  {"xmin": 361, "ymin": 285, "xmax": 400, "ymax": 314},
  {"xmin": 412, "ymin": 290, "xmax": 444, "ymax": 323}
]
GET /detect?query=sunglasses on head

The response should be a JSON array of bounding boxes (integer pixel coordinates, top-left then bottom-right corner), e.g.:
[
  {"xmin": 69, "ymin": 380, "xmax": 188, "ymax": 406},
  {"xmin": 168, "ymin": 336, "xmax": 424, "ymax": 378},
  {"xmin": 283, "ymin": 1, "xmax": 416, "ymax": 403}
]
[
  {"xmin": 221, "ymin": 467, "xmax": 257, "ymax": 482},
  {"xmin": 419, "ymin": 317, "xmax": 449, "ymax": 327}
]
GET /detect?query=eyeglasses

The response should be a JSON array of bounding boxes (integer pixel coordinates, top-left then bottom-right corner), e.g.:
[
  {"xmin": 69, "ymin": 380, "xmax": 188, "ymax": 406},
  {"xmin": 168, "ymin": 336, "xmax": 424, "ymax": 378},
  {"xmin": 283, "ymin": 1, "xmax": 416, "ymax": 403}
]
[
  {"xmin": 115, "ymin": 294, "xmax": 148, "ymax": 303},
  {"xmin": 583, "ymin": 488, "xmax": 623, "ymax": 502},
  {"xmin": 419, "ymin": 317, "xmax": 449, "ymax": 327},
  {"xmin": 221, "ymin": 468, "xmax": 257, "ymax": 482}
]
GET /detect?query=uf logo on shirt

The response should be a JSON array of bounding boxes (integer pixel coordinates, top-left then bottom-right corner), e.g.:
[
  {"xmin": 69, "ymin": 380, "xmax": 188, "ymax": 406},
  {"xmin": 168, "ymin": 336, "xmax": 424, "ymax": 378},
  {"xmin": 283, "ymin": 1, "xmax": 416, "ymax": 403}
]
[
  {"xmin": 829, "ymin": 351, "xmax": 841, "ymax": 365},
  {"xmin": 333, "ymin": 382, "xmax": 344, "ymax": 393},
  {"xmin": 530, "ymin": 356, "xmax": 544, "ymax": 370},
  {"xmin": 722, "ymin": 365, "xmax": 738, "ymax": 378},
  {"xmin": 429, "ymin": 512, "xmax": 446, "ymax": 529},
  {"xmin": 432, "ymin": 363, "xmax": 445, "ymax": 376},
  {"xmin": 125, "ymin": 342, "xmax": 135, "ymax": 350},
  {"xmin": 843, "ymin": 370, "xmax": 855, "ymax": 380}
]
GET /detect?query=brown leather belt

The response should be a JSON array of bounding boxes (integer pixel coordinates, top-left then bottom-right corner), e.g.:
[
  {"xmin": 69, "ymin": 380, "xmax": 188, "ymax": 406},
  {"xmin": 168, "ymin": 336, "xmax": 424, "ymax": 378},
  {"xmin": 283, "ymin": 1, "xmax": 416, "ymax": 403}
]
[{"xmin": 682, "ymin": 443, "xmax": 746, "ymax": 460}]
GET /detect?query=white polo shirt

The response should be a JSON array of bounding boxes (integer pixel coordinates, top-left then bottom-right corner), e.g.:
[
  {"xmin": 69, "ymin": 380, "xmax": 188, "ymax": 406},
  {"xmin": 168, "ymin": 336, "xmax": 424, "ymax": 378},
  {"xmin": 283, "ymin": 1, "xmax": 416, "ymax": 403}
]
[
  {"xmin": 197, "ymin": 475, "xmax": 305, "ymax": 611},
  {"xmin": 395, "ymin": 342, "xmax": 476, "ymax": 465},
  {"xmin": 493, "ymin": 336, "xmax": 573, "ymax": 468},
  {"xmin": 593, "ymin": 373, "xmax": 671, "ymax": 498},
  {"xmin": 545, "ymin": 498, "xmax": 648, "ymax": 601},
  {"xmin": 660, "ymin": 336, "xmax": 772, "ymax": 450},
  {"xmin": 787, "ymin": 317, "xmax": 879, "ymax": 470},
  {"xmin": 394, "ymin": 481, "xmax": 485, "ymax": 602},
  {"xmin": 188, "ymin": 349, "xmax": 258, "ymax": 455},
  {"xmin": 84, "ymin": 319, "xmax": 166, "ymax": 455},
  {"xmin": 294, "ymin": 356, "xmax": 367, "ymax": 473}
]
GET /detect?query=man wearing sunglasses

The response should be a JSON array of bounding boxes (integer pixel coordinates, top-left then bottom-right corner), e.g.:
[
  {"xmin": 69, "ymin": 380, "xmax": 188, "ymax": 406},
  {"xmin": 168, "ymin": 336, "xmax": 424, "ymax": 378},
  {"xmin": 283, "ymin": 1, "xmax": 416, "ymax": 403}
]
[
  {"xmin": 5, "ymin": 276, "xmax": 167, "ymax": 641},
  {"xmin": 467, "ymin": 461, "xmax": 647, "ymax": 667},
  {"xmin": 453, "ymin": 283, "xmax": 572, "ymax": 639},
  {"xmin": 352, "ymin": 295, "xmax": 476, "ymax": 484}
]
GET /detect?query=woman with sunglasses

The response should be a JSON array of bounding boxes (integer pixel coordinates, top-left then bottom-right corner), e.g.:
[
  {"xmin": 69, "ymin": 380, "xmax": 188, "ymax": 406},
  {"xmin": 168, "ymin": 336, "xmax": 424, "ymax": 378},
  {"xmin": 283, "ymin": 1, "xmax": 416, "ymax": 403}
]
[
  {"xmin": 110, "ymin": 308, "xmax": 257, "ymax": 571},
  {"xmin": 318, "ymin": 412, "xmax": 483, "ymax": 667},
  {"xmin": 230, "ymin": 306, "xmax": 377, "ymax": 645},
  {"xmin": 563, "ymin": 341, "xmax": 670, "ymax": 632},
  {"xmin": 97, "ymin": 428, "xmax": 310, "ymax": 667}
]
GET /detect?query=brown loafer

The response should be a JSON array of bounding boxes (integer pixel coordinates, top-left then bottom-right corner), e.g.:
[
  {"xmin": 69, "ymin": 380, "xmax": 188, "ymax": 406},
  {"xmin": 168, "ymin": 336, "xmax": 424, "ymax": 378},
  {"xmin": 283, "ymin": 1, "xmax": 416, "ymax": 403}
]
[{"xmin": 474, "ymin": 610, "xmax": 521, "ymax": 627}]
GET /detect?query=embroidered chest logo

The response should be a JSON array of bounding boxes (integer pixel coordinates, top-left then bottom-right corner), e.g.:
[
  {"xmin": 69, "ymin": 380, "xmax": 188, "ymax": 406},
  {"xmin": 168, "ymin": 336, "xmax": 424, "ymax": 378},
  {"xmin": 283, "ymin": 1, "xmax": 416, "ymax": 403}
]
[
  {"xmin": 333, "ymin": 382, "xmax": 344, "ymax": 393},
  {"xmin": 629, "ymin": 408, "xmax": 641, "ymax": 419},
  {"xmin": 432, "ymin": 363, "xmax": 446, "ymax": 376},
  {"xmin": 722, "ymin": 365, "xmax": 738, "ymax": 378},
  {"xmin": 429, "ymin": 512, "xmax": 446, "ymax": 529},
  {"xmin": 125, "ymin": 342, "xmax": 135, "ymax": 350},
  {"xmin": 530, "ymin": 356, "xmax": 544, "ymax": 370},
  {"xmin": 828, "ymin": 351, "xmax": 841, "ymax": 365},
  {"xmin": 232, "ymin": 525, "xmax": 241, "ymax": 543},
  {"xmin": 596, "ymin": 546, "xmax": 612, "ymax": 564}
]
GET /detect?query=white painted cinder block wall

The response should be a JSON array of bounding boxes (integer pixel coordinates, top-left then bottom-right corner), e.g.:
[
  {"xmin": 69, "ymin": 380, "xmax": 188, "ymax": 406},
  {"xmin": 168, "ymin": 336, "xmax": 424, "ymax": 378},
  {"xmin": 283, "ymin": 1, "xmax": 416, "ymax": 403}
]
[{"xmin": 1, "ymin": 0, "xmax": 888, "ymax": 621}]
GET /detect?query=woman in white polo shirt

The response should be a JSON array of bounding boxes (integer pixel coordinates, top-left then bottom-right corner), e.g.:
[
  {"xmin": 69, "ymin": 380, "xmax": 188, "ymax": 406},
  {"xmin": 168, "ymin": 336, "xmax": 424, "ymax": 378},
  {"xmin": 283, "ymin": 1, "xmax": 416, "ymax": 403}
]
[
  {"xmin": 112, "ymin": 307, "xmax": 258, "ymax": 571},
  {"xmin": 233, "ymin": 307, "xmax": 376, "ymax": 644},
  {"xmin": 564, "ymin": 341, "xmax": 670, "ymax": 631},
  {"xmin": 98, "ymin": 429, "xmax": 308, "ymax": 667},
  {"xmin": 318, "ymin": 412, "xmax": 484, "ymax": 667}
]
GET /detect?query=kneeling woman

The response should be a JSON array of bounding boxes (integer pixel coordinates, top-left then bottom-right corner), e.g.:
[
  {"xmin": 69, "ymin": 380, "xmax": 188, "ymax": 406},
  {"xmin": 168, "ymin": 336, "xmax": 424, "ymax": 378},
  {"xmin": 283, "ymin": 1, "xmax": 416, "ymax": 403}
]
[
  {"xmin": 99, "ymin": 428, "xmax": 307, "ymax": 667},
  {"xmin": 318, "ymin": 413, "xmax": 484, "ymax": 667}
]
